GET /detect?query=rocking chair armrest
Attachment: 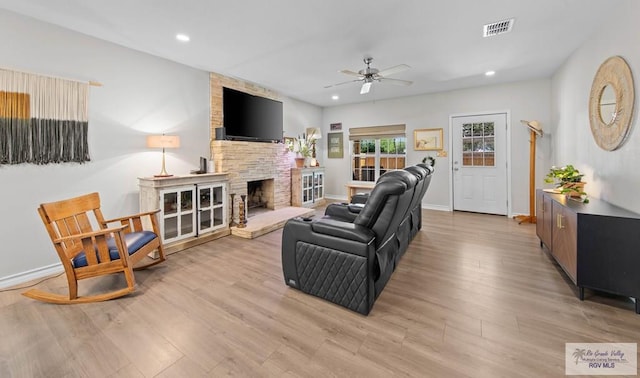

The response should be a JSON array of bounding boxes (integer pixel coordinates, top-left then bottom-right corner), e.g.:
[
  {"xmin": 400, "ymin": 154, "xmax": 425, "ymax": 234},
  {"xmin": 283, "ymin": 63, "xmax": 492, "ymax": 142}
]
[
  {"xmin": 101, "ymin": 209, "xmax": 161, "ymax": 224},
  {"xmin": 52, "ymin": 225, "xmax": 128, "ymax": 244}
]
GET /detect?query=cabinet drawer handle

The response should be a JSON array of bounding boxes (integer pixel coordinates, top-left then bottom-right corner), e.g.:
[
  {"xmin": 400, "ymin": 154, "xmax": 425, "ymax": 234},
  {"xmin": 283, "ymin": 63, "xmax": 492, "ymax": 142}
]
[{"xmin": 557, "ymin": 214, "xmax": 564, "ymax": 229}]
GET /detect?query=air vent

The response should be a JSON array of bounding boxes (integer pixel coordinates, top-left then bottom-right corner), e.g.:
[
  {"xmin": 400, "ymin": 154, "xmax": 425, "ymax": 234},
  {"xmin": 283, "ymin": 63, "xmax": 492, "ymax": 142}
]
[{"xmin": 483, "ymin": 18, "xmax": 514, "ymax": 37}]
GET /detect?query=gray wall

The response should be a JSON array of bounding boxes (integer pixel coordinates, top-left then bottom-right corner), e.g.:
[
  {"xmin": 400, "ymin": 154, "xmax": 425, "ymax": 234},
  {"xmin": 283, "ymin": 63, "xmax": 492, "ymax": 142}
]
[
  {"xmin": 0, "ymin": 10, "xmax": 321, "ymax": 286},
  {"xmin": 321, "ymin": 79, "xmax": 552, "ymax": 214},
  {"xmin": 550, "ymin": 0, "xmax": 640, "ymax": 213}
]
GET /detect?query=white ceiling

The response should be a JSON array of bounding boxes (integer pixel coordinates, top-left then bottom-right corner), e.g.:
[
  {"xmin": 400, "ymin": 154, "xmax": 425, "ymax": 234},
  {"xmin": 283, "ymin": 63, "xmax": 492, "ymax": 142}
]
[{"xmin": 0, "ymin": 0, "xmax": 624, "ymax": 107}]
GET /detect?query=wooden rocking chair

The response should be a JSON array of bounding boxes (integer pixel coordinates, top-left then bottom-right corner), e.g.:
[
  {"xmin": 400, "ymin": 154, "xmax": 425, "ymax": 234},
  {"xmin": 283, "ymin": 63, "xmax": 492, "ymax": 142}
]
[{"xmin": 23, "ymin": 192, "xmax": 166, "ymax": 304}]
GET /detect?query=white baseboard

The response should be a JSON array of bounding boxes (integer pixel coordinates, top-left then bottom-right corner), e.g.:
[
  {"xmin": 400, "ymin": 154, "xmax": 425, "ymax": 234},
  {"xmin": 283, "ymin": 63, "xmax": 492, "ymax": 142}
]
[
  {"xmin": 0, "ymin": 263, "xmax": 63, "ymax": 289},
  {"xmin": 422, "ymin": 204, "xmax": 451, "ymax": 212}
]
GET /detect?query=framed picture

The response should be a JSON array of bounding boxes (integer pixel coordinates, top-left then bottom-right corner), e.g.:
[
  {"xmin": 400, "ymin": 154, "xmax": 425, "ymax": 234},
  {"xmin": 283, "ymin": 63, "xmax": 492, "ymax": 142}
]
[
  {"xmin": 330, "ymin": 122, "xmax": 342, "ymax": 131},
  {"xmin": 283, "ymin": 136, "xmax": 296, "ymax": 152},
  {"xmin": 327, "ymin": 132, "xmax": 344, "ymax": 158},
  {"xmin": 414, "ymin": 128, "xmax": 443, "ymax": 151}
]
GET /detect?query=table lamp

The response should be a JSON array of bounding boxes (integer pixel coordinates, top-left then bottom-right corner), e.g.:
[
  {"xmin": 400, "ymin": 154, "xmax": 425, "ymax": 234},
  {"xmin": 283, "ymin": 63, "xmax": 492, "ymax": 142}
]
[{"xmin": 146, "ymin": 134, "xmax": 180, "ymax": 177}]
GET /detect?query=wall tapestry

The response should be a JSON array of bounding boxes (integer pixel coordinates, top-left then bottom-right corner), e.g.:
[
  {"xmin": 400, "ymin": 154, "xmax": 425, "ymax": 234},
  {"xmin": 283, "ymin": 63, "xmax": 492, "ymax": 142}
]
[{"xmin": 0, "ymin": 69, "xmax": 90, "ymax": 165}]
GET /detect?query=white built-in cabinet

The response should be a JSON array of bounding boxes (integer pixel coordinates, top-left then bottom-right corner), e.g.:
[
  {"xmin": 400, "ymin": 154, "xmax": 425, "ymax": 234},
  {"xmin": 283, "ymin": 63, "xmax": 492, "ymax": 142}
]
[{"xmin": 139, "ymin": 173, "xmax": 229, "ymax": 251}]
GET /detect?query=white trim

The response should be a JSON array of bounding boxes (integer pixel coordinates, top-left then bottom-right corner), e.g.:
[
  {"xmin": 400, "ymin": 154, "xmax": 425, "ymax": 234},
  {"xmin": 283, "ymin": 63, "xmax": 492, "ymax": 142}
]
[
  {"xmin": 448, "ymin": 110, "xmax": 512, "ymax": 217},
  {"xmin": 0, "ymin": 262, "xmax": 63, "ymax": 289},
  {"xmin": 422, "ymin": 204, "xmax": 451, "ymax": 212}
]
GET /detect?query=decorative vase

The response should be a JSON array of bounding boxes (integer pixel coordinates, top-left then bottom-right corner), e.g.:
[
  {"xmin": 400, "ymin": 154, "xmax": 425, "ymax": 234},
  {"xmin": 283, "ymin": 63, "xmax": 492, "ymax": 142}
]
[{"xmin": 295, "ymin": 157, "xmax": 305, "ymax": 168}]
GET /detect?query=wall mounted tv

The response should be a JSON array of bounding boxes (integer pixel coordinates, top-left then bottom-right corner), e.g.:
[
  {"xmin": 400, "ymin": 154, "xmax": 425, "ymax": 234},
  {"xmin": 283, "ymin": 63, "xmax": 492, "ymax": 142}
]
[{"xmin": 222, "ymin": 87, "xmax": 283, "ymax": 142}]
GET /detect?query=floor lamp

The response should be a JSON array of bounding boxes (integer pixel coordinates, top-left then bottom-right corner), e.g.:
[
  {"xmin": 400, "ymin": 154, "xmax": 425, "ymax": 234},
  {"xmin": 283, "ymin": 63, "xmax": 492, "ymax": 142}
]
[{"xmin": 515, "ymin": 120, "xmax": 543, "ymax": 224}]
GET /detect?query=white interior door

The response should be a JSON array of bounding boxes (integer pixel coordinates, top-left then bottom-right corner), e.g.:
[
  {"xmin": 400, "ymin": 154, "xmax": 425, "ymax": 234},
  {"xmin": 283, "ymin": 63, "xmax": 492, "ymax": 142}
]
[{"xmin": 452, "ymin": 113, "xmax": 507, "ymax": 215}]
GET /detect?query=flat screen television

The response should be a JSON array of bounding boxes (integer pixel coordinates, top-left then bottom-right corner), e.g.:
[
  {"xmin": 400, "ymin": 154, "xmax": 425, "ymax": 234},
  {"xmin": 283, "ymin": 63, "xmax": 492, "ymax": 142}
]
[{"xmin": 222, "ymin": 87, "xmax": 283, "ymax": 142}]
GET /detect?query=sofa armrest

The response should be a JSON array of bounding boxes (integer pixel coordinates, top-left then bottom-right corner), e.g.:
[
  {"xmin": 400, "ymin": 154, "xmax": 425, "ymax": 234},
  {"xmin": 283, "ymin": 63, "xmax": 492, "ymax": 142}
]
[
  {"xmin": 311, "ymin": 218, "xmax": 374, "ymax": 244},
  {"xmin": 324, "ymin": 203, "xmax": 361, "ymax": 223}
]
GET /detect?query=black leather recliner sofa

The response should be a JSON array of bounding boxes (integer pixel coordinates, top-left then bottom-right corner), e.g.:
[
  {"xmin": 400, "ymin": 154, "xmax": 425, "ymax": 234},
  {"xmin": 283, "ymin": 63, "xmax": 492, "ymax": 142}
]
[{"xmin": 281, "ymin": 166, "xmax": 433, "ymax": 315}]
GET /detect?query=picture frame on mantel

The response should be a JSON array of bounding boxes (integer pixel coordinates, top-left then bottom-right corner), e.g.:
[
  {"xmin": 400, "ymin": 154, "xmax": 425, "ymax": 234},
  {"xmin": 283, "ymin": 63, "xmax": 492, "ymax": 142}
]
[
  {"xmin": 414, "ymin": 128, "xmax": 443, "ymax": 151},
  {"xmin": 327, "ymin": 132, "xmax": 344, "ymax": 158}
]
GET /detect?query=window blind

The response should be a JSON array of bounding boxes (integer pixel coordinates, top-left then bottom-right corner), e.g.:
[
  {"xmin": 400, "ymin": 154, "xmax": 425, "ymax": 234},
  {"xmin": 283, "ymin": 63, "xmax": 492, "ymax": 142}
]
[{"xmin": 348, "ymin": 124, "xmax": 406, "ymax": 140}]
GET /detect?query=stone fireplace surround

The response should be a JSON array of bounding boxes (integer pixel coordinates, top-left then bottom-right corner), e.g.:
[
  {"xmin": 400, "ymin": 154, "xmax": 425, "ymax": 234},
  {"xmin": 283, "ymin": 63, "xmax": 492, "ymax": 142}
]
[
  {"xmin": 209, "ymin": 72, "xmax": 296, "ymax": 225},
  {"xmin": 211, "ymin": 140, "xmax": 292, "ymax": 224}
]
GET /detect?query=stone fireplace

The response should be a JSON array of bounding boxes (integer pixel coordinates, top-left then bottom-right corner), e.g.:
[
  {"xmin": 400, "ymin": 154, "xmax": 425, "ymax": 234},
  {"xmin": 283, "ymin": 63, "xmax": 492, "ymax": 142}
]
[
  {"xmin": 209, "ymin": 71, "xmax": 296, "ymax": 225},
  {"xmin": 211, "ymin": 139, "xmax": 293, "ymax": 224}
]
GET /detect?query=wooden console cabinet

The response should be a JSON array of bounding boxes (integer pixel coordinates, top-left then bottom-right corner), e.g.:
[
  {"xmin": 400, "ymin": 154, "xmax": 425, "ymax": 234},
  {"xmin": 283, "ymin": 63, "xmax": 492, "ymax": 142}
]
[
  {"xmin": 291, "ymin": 167, "xmax": 325, "ymax": 208},
  {"xmin": 536, "ymin": 189, "xmax": 640, "ymax": 313},
  {"xmin": 139, "ymin": 173, "xmax": 230, "ymax": 253}
]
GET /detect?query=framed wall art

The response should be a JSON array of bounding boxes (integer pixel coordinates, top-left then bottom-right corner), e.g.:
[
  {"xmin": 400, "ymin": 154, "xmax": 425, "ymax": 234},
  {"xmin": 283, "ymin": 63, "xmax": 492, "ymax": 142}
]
[
  {"xmin": 414, "ymin": 128, "xmax": 443, "ymax": 151},
  {"xmin": 327, "ymin": 132, "xmax": 344, "ymax": 158}
]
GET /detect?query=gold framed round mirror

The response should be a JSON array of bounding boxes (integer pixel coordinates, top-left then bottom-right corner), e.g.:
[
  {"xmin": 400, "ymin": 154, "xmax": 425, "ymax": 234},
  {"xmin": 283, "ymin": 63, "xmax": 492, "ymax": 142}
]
[{"xmin": 588, "ymin": 56, "xmax": 635, "ymax": 151}]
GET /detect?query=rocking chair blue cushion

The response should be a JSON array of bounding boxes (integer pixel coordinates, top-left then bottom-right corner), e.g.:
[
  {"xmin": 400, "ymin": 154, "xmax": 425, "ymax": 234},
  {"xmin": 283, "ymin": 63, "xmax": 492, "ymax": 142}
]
[{"xmin": 73, "ymin": 231, "xmax": 157, "ymax": 268}]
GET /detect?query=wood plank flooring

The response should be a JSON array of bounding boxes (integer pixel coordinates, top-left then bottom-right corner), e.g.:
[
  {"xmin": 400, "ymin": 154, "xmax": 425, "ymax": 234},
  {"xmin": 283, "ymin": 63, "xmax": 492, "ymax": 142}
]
[{"xmin": 1, "ymin": 209, "xmax": 639, "ymax": 377}]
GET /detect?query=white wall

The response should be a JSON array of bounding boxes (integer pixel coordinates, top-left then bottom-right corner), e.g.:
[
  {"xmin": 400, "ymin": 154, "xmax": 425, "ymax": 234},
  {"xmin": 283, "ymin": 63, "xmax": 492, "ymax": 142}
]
[
  {"xmin": 321, "ymin": 79, "xmax": 551, "ymax": 213},
  {"xmin": 0, "ymin": 10, "xmax": 320, "ymax": 286},
  {"xmin": 550, "ymin": 0, "xmax": 640, "ymax": 213}
]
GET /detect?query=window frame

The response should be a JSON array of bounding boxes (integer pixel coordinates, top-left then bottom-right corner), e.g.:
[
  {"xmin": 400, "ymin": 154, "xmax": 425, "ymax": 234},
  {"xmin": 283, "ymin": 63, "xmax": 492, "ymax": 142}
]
[{"xmin": 350, "ymin": 136, "xmax": 407, "ymax": 183}]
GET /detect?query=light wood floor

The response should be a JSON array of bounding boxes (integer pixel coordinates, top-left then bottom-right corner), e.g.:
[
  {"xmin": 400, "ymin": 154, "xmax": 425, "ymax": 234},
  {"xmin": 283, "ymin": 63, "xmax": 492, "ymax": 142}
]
[{"xmin": 2, "ymin": 209, "xmax": 639, "ymax": 377}]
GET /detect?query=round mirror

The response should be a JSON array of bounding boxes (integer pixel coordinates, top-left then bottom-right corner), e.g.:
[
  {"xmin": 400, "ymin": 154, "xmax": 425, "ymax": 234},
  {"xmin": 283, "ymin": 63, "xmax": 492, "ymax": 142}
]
[
  {"xmin": 589, "ymin": 56, "xmax": 635, "ymax": 151},
  {"xmin": 599, "ymin": 84, "xmax": 617, "ymax": 125}
]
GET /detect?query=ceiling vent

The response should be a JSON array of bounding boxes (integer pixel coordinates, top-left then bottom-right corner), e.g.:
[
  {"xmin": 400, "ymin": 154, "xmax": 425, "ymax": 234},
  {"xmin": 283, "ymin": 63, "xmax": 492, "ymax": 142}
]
[{"xmin": 483, "ymin": 18, "xmax": 514, "ymax": 37}]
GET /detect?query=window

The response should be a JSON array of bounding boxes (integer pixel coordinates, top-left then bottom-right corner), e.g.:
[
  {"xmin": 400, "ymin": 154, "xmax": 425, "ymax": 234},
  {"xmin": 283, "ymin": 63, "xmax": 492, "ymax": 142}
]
[
  {"xmin": 351, "ymin": 136, "xmax": 406, "ymax": 182},
  {"xmin": 461, "ymin": 122, "xmax": 495, "ymax": 167},
  {"xmin": 349, "ymin": 124, "xmax": 406, "ymax": 182}
]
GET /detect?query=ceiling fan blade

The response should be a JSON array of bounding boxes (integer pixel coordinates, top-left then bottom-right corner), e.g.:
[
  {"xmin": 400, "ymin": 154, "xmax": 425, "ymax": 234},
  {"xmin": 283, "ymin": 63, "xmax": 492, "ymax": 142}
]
[
  {"xmin": 340, "ymin": 69, "xmax": 362, "ymax": 77},
  {"xmin": 360, "ymin": 82, "xmax": 372, "ymax": 94},
  {"xmin": 324, "ymin": 79, "xmax": 361, "ymax": 89},
  {"xmin": 379, "ymin": 77, "xmax": 413, "ymax": 86},
  {"xmin": 377, "ymin": 64, "xmax": 410, "ymax": 77}
]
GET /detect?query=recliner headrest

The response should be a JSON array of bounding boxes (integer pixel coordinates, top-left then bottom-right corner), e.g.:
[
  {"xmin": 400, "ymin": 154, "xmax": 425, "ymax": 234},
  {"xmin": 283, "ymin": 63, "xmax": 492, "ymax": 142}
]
[
  {"xmin": 405, "ymin": 165, "xmax": 428, "ymax": 180},
  {"xmin": 417, "ymin": 163, "xmax": 435, "ymax": 175},
  {"xmin": 377, "ymin": 170, "xmax": 418, "ymax": 189}
]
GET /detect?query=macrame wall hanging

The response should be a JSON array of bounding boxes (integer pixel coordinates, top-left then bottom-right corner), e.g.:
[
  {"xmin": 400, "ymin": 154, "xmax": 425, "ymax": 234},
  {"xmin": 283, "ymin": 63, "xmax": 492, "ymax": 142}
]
[{"xmin": 0, "ymin": 69, "xmax": 91, "ymax": 165}]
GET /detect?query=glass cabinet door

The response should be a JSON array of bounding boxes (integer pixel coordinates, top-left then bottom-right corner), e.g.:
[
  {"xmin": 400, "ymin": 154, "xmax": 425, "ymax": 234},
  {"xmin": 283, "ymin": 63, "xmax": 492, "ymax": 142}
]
[
  {"xmin": 197, "ymin": 183, "xmax": 226, "ymax": 234},
  {"xmin": 313, "ymin": 171, "xmax": 324, "ymax": 202},
  {"xmin": 160, "ymin": 186, "xmax": 195, "ymax": 243},
  {"xmin": 302, "ymin": 173, "xmax": 313, "ymax": 204}
]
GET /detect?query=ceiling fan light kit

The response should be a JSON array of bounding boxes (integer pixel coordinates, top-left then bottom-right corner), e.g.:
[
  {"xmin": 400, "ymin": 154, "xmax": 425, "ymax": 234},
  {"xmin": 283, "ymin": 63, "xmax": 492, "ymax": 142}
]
[{"xmin": 327, "ymin": 57, "xmax": 413, "ymax": 95}]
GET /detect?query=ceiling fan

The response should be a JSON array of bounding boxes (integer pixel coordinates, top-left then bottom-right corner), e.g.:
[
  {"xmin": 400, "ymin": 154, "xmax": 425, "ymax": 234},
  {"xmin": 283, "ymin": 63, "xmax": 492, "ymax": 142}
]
[{"xmin": 325, "ymin": 57, "xmax": 412, "ymax": 94}]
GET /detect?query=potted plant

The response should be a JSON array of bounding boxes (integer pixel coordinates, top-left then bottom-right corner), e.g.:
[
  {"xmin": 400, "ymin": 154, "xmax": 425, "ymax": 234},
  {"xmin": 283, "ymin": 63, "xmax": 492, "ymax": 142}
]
[
  {"xmin": 544, "ymin": 165, "xmax": 588, "ymax": 201},
  {"xmin": 289, "ymin": 134, "xmax": 314, "ymax": 168}
]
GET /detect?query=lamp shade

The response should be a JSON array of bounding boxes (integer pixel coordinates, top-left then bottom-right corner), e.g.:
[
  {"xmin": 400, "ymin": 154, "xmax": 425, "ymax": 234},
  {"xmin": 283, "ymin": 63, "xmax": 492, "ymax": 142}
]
[
  {"xmin": 305, "ymin": 127, "xmax": 322, "ymax": 140},
  {"xmin": 146, "ymin": 135, "xmax": 180, "ymax": 148}
]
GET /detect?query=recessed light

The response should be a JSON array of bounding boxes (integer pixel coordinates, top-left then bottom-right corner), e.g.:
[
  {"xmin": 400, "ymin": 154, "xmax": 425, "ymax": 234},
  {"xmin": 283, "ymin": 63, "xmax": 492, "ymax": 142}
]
[
  {"xmin": 331, "ymin": 95, "xmax": 339, "ymax": 100},
  {"xmin": 176, "ymin": 34, "xmax": 190, "ymax": 42},
  {"xmin": 485, "ymin": 70, "xmax": 496, "ymax": 76}
]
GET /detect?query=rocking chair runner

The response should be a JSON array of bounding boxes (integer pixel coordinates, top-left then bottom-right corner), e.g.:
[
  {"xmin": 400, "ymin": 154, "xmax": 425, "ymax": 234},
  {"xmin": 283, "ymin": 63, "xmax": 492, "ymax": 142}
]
[{"xmin": 23, "ymin": 192, "xmax": 166, "ymax": 304}]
